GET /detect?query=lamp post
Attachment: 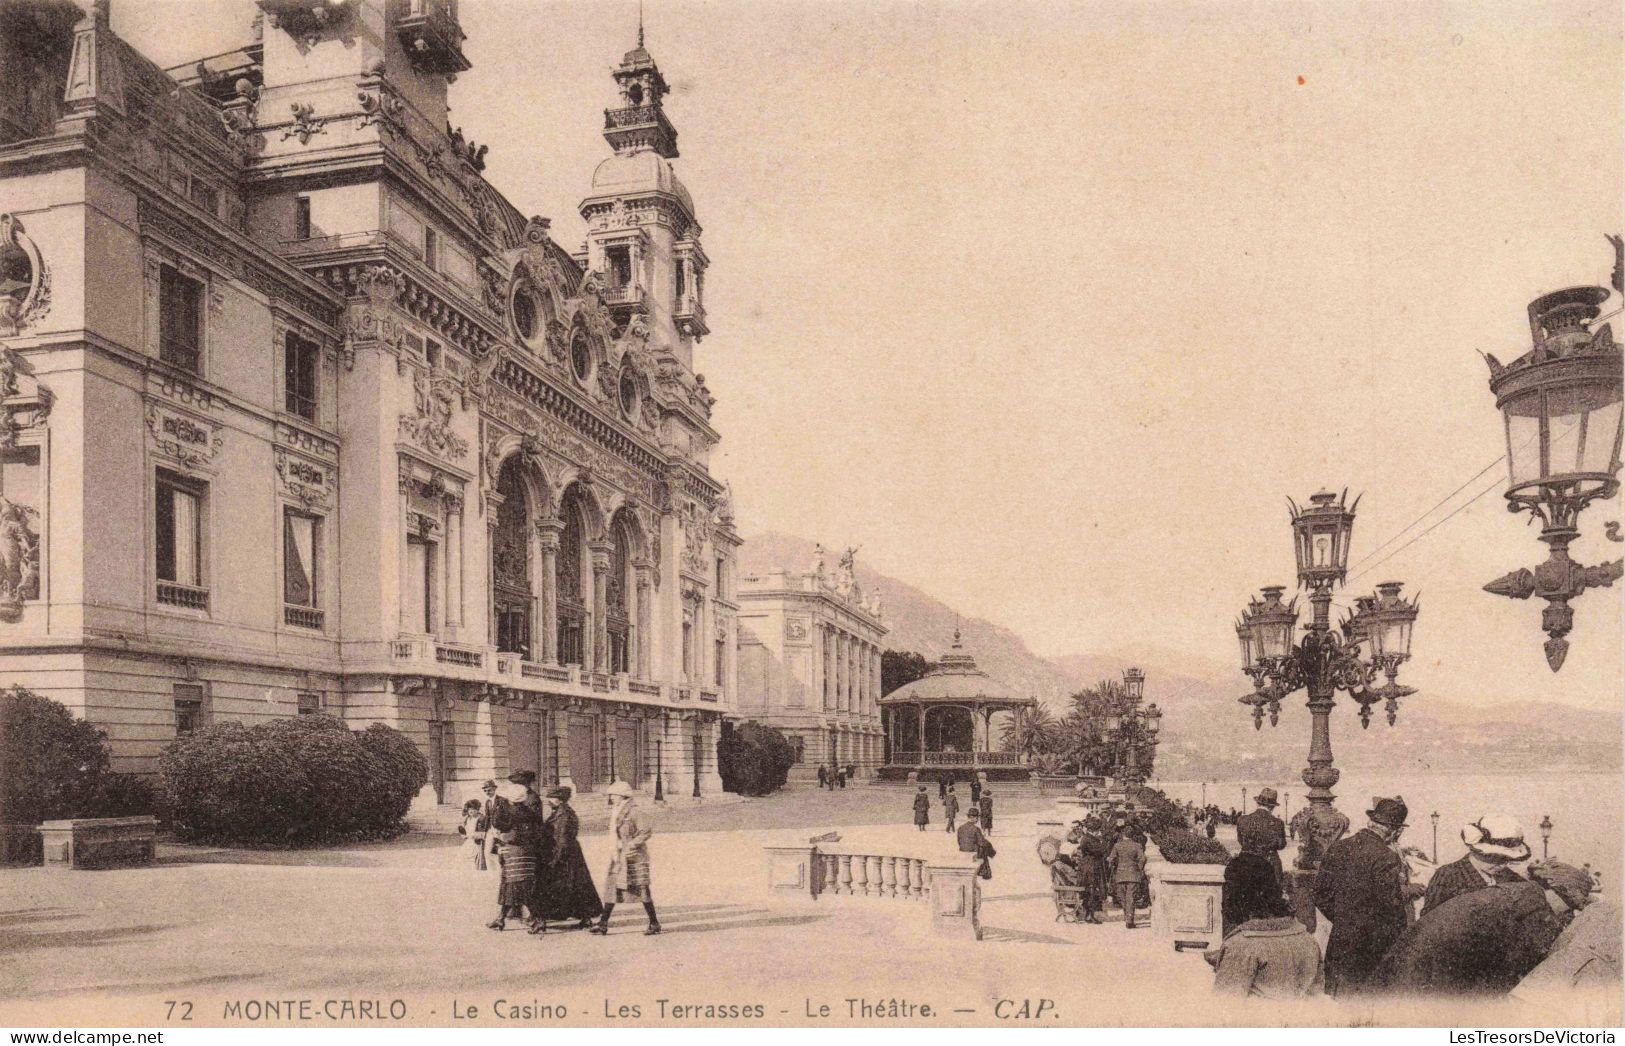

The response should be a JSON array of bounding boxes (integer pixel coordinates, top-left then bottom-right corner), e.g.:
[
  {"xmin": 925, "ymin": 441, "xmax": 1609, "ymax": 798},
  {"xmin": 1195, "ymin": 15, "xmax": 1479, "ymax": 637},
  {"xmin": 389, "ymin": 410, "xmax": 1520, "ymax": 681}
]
[
  {"xmin": 1431, "ymin": 810, "xmax": 1440, "ymax": 864},
  {"xmin": 1103, "ymin": 669, "xmax": 1159, "ymax": 795},
  {"xmin": 654, "ymin": 735, "xmax": 664, "ymax": 802},
  {"xmin": 1540, "ymin": 814, "xmax": 1553, "ymax": 860},
  {"xmin": 1482, "ymin": 249, "xmax": 1624, "ymax": 672},
  {"xmin": 693, "ymin": 715, "xmax": 703, "ymax": 799},
  {"xmin": 1234, "ymin": 490, "xmax": 1421, "ymax": 871}
]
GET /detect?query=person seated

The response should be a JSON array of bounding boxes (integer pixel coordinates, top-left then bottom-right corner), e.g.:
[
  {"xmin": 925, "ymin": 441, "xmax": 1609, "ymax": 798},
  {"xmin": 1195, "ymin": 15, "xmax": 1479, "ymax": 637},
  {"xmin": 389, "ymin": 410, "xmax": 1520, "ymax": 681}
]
[{"xmin": 1208, "ymin": 853, "xmax": 1322, "ymax": 998}]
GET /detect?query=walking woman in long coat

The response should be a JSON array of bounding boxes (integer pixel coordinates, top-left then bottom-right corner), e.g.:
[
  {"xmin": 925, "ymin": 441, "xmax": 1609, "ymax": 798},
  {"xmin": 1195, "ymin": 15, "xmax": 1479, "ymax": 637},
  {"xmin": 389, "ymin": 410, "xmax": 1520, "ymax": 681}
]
[
  {"xmin": 488, "ymin": 773, "xmax": 546, "ymax": 930},
  {"xmin": 529, "ymin": 785, "xmax": 603, "ymax": 934},
  {"xmin": 592, "ymin": 781, "xmax": 661, "ymax": 936},
  {"xmin": 912, "ymin": 786, "xmax": 930, "ymax": 831},
  {"xmin": 979, "ymin": 790, "xmax": 994, "ymax": 834}
]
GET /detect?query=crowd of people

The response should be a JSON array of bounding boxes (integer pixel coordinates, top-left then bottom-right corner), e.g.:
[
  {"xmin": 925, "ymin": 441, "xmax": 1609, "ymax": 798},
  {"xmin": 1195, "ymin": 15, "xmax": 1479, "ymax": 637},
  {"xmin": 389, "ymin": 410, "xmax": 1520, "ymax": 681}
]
[
  {"xmin": 1046, "ymin": 814, "xmax": 1152, "ymax": 927},
  {"xmin": 815, "ymin": 764, "xmax": 856, "ymax": 790},
  {"xmin": 1204, "ymin": 790, "xmax": 1619, "ymax": 1010},
  {"xmin": 909, "ymin": 779, "xmax": 998, "ymax": 879},
  {"xmin": 457, "ymin": 771, "xmax": 661, "ymax": 937}
]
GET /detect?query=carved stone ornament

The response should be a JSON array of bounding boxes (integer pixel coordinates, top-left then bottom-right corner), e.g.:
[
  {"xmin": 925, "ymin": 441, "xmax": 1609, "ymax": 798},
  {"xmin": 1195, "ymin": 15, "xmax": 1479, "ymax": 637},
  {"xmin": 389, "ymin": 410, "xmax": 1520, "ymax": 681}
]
[
  {"xmin": 145, "ymin": 401, "xmax": 222, "ymax": 469},
  {"xmin": 0, "ymin": 348, "xmax": 53, "ymax": 450},
  {"xmin": 785, "ymin": 616, "xmax": 810, "ymax": 643},
  {"xmin": 274, "ymin": 447, "xmax": 334, "ymax": 509},
  {"xmin": 399, "ymin": 369, "xmax": 469, "ymax": 462},
  {"xmin": 0, "ymin": 216, "xmax": 51, "ymax": 337},
  {"xmin": 282, "ymin": 101, "xmax": 327, "ymax": 145}
]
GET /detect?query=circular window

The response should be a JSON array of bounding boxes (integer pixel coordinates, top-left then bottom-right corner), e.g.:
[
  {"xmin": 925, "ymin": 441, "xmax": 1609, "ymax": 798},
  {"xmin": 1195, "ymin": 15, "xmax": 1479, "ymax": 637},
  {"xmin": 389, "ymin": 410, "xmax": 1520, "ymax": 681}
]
[
  {"xmin": 618, "ymin": 366, "xmax": 640, "ymax": 418},
  {"xmin": 570, "ymin": 330, "xmax": 594, "ymax": 383},
  {"xmin": 511, "ymin": 285, "xmax": 537, "ymax": 342}
]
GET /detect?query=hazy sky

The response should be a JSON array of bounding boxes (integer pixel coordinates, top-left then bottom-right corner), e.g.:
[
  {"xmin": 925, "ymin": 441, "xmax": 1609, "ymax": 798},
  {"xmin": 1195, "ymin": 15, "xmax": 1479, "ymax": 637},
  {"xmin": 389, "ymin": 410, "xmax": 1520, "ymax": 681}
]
[{"xmin": 117, "ymin": 1, "xmax": 1623, "ymax": 712}]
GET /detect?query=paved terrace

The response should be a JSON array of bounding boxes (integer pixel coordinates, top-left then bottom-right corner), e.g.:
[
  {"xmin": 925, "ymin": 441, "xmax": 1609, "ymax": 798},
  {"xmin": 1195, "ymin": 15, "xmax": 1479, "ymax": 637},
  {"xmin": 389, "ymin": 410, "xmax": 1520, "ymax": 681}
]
[{"xmin": 0, "ymin": 789, "xmax": 1559, "ymax": 1028}]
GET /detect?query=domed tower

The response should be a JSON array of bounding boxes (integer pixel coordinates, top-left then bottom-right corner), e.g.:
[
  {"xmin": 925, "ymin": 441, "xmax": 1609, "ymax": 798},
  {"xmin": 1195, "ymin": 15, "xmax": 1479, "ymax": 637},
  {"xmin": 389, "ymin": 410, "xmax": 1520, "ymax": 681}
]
[{"xmin": 580, "ymin": 26, "xmax": 709, "ymax": 374}]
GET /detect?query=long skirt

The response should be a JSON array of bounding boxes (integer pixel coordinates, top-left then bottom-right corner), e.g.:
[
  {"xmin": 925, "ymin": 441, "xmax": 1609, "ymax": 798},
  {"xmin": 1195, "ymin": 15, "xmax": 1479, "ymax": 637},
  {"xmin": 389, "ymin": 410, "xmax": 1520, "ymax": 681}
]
[
  {"xmin": 462, "ymin": 837, "xmax": 488, "ymax": 872},
  {"xmin": 498, "ymin": 847, "xmax": 537, "ymax": 907},
  {"xmin": 533, "ymin": 840, "xmax": 604, "ymax": 921},
  {"xmin": 604, "ymin": 846, "xmax": 652, "ymax": 902}
]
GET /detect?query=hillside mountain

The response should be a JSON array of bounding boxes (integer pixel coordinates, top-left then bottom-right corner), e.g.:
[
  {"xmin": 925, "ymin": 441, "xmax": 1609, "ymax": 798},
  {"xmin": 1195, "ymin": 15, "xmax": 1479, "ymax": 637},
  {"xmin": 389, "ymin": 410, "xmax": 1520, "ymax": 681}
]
[{"xmin": 738, "ymin": 530, "xmax": 1622, "ymax": 777}]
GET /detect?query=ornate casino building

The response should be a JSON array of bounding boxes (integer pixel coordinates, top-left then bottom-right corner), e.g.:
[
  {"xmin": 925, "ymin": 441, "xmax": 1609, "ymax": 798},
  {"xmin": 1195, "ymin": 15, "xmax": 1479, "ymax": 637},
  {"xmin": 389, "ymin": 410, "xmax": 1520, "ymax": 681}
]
[{"xmin": 0, "ymin": 0, "xmax": 738, "ymax": 805}]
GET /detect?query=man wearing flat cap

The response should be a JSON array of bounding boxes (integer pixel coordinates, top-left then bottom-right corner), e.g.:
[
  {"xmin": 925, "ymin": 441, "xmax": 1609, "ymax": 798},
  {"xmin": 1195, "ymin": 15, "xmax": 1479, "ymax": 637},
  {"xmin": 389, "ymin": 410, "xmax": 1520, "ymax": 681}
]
[
  {"xmin": 1237, "ymin": 787, "xmax": 1289, "ymax": 883},
  {"xmin": 1421, "ymin": 815, "xmax": 1531, "ymax": 917},
  {"xmin": 1314, "ymin": 795, "xmax": 1412, "ymax": 996}
]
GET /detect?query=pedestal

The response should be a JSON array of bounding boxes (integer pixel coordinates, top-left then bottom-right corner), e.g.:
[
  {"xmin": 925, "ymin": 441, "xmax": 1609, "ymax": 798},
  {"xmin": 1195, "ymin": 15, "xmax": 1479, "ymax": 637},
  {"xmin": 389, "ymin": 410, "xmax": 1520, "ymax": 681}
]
[
  {"xmin": 1148, "ymin": 859, "xmax": 1226, "ymax": 951},
  {"xmin": 926, "ymin": 856, "xmax": 982, "ymax": 940},
  {"xmin": 764, "ymin": 844, "xmax": 820, "ymax": 901}
]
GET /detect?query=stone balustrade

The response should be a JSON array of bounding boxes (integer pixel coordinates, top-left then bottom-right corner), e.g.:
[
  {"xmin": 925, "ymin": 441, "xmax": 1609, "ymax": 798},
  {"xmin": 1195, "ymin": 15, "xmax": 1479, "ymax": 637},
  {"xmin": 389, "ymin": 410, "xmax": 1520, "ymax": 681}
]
[
  {"xmin": 762, "ymin": 830, "xmax": 983, "ymax": 939},
  {"xmin": 815, "ymin": 847, "xmax": 929, "ymax": 900}
]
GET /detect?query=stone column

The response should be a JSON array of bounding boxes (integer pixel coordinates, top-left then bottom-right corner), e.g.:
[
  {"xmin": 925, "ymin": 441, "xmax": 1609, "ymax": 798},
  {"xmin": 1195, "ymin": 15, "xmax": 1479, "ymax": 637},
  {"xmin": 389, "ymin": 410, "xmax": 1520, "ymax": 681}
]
[
  {"xmin": 589, "ymin": 540, "xmax": 612, "ymax": 673},
  {"xmin": 536, "ymin": 519, "xmax": 562, "ymax": 663},
  {"xmin": 634, "ymin": 560, "xmax": 653, "ymax": 679},
  {"xmin": 444, "ymin": 496, "xmax": 463, "ymax": 630},
  {"xmin": 822, "ymin": 628, "xmax": 834, "ymax": 710}
]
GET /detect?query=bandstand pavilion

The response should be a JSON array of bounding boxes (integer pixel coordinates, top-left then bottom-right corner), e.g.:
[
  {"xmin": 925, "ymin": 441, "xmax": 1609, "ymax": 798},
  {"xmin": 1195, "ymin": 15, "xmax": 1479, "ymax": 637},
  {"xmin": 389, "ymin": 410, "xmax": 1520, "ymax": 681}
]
[{"xmin": 879, "ymin": 633, "xmax": 1037, "ymax": 780}]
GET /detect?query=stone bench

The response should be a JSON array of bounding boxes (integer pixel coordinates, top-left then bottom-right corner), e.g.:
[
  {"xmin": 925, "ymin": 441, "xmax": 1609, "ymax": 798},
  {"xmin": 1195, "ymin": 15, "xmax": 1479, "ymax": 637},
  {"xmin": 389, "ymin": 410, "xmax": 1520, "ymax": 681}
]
[{"xmin": 39, "ymin": 816, "xmax": 158, "ymax": 869}]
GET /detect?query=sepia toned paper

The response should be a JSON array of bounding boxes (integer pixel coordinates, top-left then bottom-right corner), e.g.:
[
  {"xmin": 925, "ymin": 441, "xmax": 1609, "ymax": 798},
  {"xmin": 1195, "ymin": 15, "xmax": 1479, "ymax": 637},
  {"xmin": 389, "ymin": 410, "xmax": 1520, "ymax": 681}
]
[{"xmin": 0, "ymin": 0, "xmax": 1620, "ymax": 1032}]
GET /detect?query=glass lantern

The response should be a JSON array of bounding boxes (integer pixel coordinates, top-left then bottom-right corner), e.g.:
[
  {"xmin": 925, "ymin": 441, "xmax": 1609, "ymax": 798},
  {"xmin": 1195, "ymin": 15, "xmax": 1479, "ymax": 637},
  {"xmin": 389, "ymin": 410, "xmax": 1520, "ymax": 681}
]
[
  {"xmin": 1248, "ymin": 586, "xmax": 1299, "ymax": 660},
  {"xmin": 1366, "ymin": 581, "xmax": 1419, "ymax": 661},
  {"xmin": 1491, "ymin": 287, "xmax": 1623, "ymax": 516},
  {"xmin": 1123, "ymin": 667, "xmax": 1145, "ymax": 702},
  {"xmin": 1289, "ymin": 490, "xmax": 1359, "ymax": 588},
  {"xmin": 1236, "ymin": 618, "xmax": 1257, "ymax": 671},
  {"xmin": 1143, "ymin": 703, "xmax": 1162, "ymax": 736}
]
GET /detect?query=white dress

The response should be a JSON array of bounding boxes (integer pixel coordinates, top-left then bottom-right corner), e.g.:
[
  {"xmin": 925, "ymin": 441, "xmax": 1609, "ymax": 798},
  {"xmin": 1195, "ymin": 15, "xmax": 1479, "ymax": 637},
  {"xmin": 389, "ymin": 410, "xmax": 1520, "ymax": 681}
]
[{"xmin": 458, "ymin": 813, "xmax": 489, "ymax": 872}]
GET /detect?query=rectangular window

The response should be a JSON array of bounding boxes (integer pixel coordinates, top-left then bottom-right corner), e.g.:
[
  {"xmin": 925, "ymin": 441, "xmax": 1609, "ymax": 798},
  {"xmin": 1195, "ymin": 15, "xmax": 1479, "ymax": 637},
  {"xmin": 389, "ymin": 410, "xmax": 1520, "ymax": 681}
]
[
  {"xmin": 155, "ymin": 470, "xmax": 206, "ymax": 608},
  {"xmin": 283, "ymin": 332, "xmax": 319, "ymax": 420},
  {"xmin": 681, "ymin": 615, "xmax": 694, "ymax": 681},
  {"xmin": 283, "ymin": 509, "xmax": 320, "ymax": 608},
  {"xmin": 158, "ymin": 265, "xmax": 203, "ymax": 374},
  {"xmin": 714, "ymin": 636, "xmax": 726, "ymax": 688},
  {"xmin": 294, "ymin": 196, "xmax": 311, "ymax": 240},
  {"xmin": 674, "ymin": 260, "xmax": 687, "ymax": 304},
  {"xmin": 405, "ymin": 535, "xmax": 434, "ymax": 634},
  {"xmin": 607, "ymin": 245, "xmax": 631, "ymax": 290},
  {"xmin": 174, "ymin": 683, "xmax": 205, "ymax": 736},
  {"xmin": 296, "ymin": 692, "xmax": 322, "ymax": 715},
  {"xmin": 715, "ymin": 556, "xmax": 726, "ymax": 598},
  {"xmin": 423, "ymin": 226, "xmax": 438, "ymax": 270}
]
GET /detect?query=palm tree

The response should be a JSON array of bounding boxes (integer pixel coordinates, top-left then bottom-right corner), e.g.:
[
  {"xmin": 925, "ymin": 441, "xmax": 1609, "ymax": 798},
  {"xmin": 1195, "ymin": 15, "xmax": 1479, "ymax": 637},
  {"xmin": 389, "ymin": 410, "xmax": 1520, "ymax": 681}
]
[{"xmin": 1001, "ymin": 705, "xmax": 1058, "ymax": 760}]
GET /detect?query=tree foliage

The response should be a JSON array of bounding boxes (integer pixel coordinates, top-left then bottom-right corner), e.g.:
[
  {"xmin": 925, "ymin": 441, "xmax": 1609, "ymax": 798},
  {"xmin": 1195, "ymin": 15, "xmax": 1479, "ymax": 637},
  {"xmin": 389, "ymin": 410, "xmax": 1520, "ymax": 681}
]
[
  {"xmin": 881, "ymin": 649, "xmax": 932, "ymax": 697},
  {"xmin": 0, "ymin": 686, "xmax": 154, "ymax": 824},
  {"xmin": 1004, "ymin": 677, "xmax": 1160, "ymax": 779},
  {"xmin": 159, "ymin": 715, "xmax": 426, "ymax": 845},
  {"xmin": 717, "ymin": 721, "xmax": 796, "ymax": 796}
]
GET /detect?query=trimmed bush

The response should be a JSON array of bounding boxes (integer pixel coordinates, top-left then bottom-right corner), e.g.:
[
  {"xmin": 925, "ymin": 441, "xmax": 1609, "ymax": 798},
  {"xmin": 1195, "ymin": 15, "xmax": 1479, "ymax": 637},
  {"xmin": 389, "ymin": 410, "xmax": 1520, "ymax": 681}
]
[
  {"xmin": 159, "ymin": 715, "xmax": 426, "ymax": 846},
  {"xmin": 717, "ymin": 721, "xmax": 795, "ymax": 797},
  {"xmin": 0, "ymin": 686, "xmax": 155, "ymax": 824},
  {"xmin": 1133, "ymin": 785, "xmax": 1230, "ymax": 864}
]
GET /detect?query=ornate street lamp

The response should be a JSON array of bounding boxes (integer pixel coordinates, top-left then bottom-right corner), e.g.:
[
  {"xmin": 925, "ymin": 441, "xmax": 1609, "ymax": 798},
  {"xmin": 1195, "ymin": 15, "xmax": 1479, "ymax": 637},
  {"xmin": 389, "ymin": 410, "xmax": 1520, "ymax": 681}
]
[
  {"xmin": 1540, "ymin": 814, "xmax": 1553, "ymax": 860},
  {"xmin": 1123, "ymin": 667, "xmax": 1146, "ymax": 702},
  {"xmin": 1483, "ymin": 254, "xmax": 1624, "ymax": 671},
  {"xmin": 1233, "ymin": 490, "xmax": 1421, "ymax": 871},
  {"xmin": 1431, "ymin": 810, "xmax": 1440, "ymax": 863}
]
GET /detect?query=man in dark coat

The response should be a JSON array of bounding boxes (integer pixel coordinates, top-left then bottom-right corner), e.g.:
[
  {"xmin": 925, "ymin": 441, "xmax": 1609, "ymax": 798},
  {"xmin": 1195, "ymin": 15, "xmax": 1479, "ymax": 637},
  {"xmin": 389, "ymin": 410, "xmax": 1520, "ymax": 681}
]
[
  {"xmin": 978, "ymin": 790, "xmax": 993, "ymax": 835},
  {"xmin": 817, "ymin": 765, "xmax": 827, "ymax": 789},
  {"xmin": 1314, "ymin": 796, "xmax": 1411, "ymax": 996},
  {"xmin": 1237, "ymin": 787, "xmax": 1289, "ymax": 882},
  {"xmin": 530, "ymin": 786, "xmax": 603, "ymax": 933},
  {"xmin": 1421, "ymin": 815, "xmax": 1530, "ymax": 917},
  {"xmin": 1375, "ymin": 868, "xmax": 1580, "ymax": 996},
  {"xmin": 1070, "ymin": 818, "xmax": 1111, "ymax": 923},
  {"xmin": 957, "ymin": 812, "xmax": 996, "ymax": 879},
  {"xmin": 969, "ymin": 776, "xmax": 982, "ymax": 807}
]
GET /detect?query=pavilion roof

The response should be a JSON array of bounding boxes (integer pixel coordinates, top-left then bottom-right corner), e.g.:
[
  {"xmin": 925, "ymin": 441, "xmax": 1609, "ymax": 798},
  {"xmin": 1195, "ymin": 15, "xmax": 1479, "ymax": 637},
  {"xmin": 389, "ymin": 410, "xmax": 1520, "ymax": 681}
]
[{"xmin": 880, "ymin": 634, "xmax": 1037, "ymax": 707}]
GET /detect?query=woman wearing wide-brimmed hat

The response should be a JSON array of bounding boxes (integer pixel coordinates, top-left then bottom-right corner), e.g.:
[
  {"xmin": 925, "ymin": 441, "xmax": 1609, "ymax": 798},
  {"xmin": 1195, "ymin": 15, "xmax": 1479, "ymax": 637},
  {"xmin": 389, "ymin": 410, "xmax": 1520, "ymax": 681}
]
[
  {"xmin": 529, "ymin": 784, "xmax": 603, "ymax": 934},
  {"xmin": 591, "ymin": 781, "xmax": 660, "ymax": 936},
  {"xmin": 1421, "ymin": 815, "xmax": 1532, "ymax": 917}
]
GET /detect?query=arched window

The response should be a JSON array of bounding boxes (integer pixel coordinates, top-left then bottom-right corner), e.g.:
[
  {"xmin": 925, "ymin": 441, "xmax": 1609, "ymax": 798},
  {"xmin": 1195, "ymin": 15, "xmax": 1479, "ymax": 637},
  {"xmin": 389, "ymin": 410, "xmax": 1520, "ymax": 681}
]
[
  {"xmin": 606, "ymin": 511, "xmax": 635, "ymax": 674},
  {"xmin": 492, "ymin": 458, "xmax": 531, "ymax": 658},
  {"xmin": 556, "ymin": 485, "xmax": 587, "ymax": 667}
]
